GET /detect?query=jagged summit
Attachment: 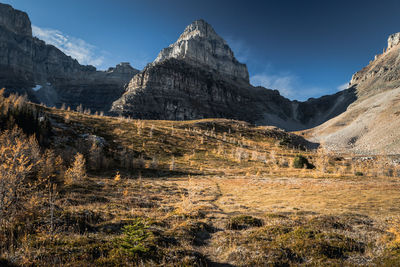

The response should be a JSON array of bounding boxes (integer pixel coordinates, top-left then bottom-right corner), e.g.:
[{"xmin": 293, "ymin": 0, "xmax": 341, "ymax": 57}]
[
  {"xmin": 176, "ymin": 19, "xmax": 225, "ymax": 43},
  {"xmin": 387, "ymin": 32, "xmax": 400, "ymax": 51},
  {"xmin": 154, "ymin": 19, "xmax": 249, "ymax": 82}
]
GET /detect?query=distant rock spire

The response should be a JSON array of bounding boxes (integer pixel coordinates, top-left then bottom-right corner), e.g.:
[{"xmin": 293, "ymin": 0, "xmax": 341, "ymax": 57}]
[{"xmin": 154, "ymin": 19, "xmax": 249, "ymax": 82}]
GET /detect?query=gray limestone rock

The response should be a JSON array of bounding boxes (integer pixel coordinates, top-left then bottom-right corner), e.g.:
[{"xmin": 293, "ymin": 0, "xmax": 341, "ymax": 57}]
[
  {"xmin": 0, "ymin": 3, "xmax": 31, "ymax": 36},
  {"xmin": 111, "ymin": 58, "xmax": 355, "ymax": 130},
  {"xmin": 154, "ymin": 19, "xmax": 249, "ymax": 82}
]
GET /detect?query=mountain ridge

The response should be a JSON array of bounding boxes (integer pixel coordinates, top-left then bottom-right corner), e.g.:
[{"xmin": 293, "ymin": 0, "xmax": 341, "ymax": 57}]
[
  {"xmin": 111, "ymin": 18, "xmax": 355, "ymax": 130},
  {"xmin": 0, "ymin": 4, "xmax": 358, "ymax": 130},
  {"xmin": 0, "ymin": 3, "xmax": 139, "ymax": 112},
  {"xmin": 304, "ymin": 32, "xmax": 400, "ymax": 154}
]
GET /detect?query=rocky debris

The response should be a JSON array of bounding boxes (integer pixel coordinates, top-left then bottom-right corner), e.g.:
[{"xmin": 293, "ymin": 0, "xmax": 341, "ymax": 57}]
[
  {"xmin": 306, "ymin": 87, "xmax": 400, "ymax": 155},
  {"xmin": 154, "ymin": 19, "xmax": 249, "ymax": 82},
  {"xmin": 0, "ymin": 3, "xmax": 138, "ymax": 112},
  {"xmin": 80, "ymin": 134, "xmax": 107, "ymax": 147}
]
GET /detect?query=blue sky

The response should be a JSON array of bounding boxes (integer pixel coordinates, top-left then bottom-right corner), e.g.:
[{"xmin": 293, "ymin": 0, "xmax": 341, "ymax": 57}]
[{"xmin": 3, "ymin": 0, "xmax": 400, "ymax": 100}]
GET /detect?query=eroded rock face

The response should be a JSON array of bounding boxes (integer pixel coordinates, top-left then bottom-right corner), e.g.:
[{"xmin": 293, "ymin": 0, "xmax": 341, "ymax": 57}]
[
  {"xmin": 112, "ymin": 58, "xmax": 273, "ymax": 122},
  {"xmin": 111, "ymin": 58, "xmax": 355, "ymax": 130},
  {"xmin": 0, "ymin": 3, "xmax": 138, "ymax": 112},
  {"xmin": 154, "ymin": 19, "xmax": 249, "ymax": 82},
  {"xmin": 0, "ymin": 3, "xmax": 31, "ymax": 36}
]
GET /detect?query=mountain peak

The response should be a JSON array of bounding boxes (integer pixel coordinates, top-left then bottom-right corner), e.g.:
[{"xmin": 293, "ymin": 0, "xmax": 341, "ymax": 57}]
[
  {"xmin": 154, "ymin": 19, "xmax": 249, "ymax": 82},
  {"xmin": 177, "ymin": 19, "xmax": 224, "ymax": 43}
]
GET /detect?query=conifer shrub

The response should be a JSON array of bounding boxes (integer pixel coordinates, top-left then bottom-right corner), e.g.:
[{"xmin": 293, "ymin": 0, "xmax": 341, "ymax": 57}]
[{"xmin": 113, "ymin": 218, "xmax": 155, "ymax": 258}]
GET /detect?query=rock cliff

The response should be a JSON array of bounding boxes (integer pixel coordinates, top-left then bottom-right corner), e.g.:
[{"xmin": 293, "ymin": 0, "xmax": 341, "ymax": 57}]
[
  {"xmin": 0, "ymin": 3, "xmax": 138, "ymax": 112},
  {"xmin": 0, "ymin": 3, "xmax": 31, "ymax": 36}
]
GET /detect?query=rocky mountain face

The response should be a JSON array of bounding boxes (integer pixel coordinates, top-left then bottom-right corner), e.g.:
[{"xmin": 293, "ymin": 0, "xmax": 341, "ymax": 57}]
[
  {"xmin": 0, "ymin": 3, "xmax": 138, "ymax": 112},
  {"xmin": 305, "ymin": 33, "xmax": 400, "ymax": 154},
  {"xmin": 111, "ymin": 19, "xmax": 355, "ymax": 130}
]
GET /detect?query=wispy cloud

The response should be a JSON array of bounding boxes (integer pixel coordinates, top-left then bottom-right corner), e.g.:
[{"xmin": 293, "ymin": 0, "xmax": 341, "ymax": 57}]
[
  {"xmin": 337, "ymin": 82, "xmax": 349, "ymax": 91},
  {"xmin": 224, "ymin": 36, "xmax": 250, "ymax": 63},
  {"xmin": 32, "ymin": 25, "xmax": 104, "ymax": 68},
  {"xmin": 250, "ymin": 72, "xmax": 331, "ymax": 101}
]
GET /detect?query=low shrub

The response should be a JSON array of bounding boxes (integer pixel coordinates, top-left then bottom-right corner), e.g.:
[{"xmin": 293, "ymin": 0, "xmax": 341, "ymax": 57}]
[
  {"xmin": 293, "ymin": 154, "xmax": 315, "ymax": 169},
  {"xmin": 227, "ymin": 215, "xmax": 263, "ymax": 230}
]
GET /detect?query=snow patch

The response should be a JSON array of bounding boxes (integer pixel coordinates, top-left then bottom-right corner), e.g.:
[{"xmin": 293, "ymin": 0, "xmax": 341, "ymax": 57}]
[{"xmin": 32, "ymin": 84, "xmax": 42, "ymax": 91}]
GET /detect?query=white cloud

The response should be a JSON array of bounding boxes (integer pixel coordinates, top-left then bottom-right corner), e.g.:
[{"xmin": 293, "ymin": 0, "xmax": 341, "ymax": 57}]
[
  {"xmin": 32, "ymin": 25, "xmax": 104, "ymax": 67},
  {"xmin": 250, "ymin": 73, "xmax": 298, "ymax": 99},
  {"xmin": 250, "ymin": 72, "xmax": 331, "ymax": 101},
  {"xmin": 337, "ymin": 82, "xmax": 349, "ymax": 91}
]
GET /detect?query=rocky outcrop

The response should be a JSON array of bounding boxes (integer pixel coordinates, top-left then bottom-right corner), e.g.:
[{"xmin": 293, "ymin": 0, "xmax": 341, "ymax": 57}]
[
  {"xmin": 387, "ymin": 33, "xmax": 400, "ymax": 50},
  {"xmin": 111, "ymin": 19, "xmax": 355, "ymax": 130},
  {"xmin": 0, "ymin": 3, "xmax": 31, "ymax": 36},
  {"xmin": 154, "ymin": 19, "xmax": 249, "ymax": 82},
  {"xmin": 0, "ymin": 3, "xmax": 138, "ymax": 112}
]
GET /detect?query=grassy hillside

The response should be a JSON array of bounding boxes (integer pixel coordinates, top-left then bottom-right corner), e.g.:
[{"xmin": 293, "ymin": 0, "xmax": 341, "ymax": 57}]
[{"xmin": 1, "ymin": 93, "xmax": 400, "ymax": 266}]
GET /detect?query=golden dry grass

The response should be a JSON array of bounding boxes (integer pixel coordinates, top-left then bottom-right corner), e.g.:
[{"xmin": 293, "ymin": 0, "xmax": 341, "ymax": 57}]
[{"xmin": 2, "ymin": 99, "xmax": 400, "ymax": 265}]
